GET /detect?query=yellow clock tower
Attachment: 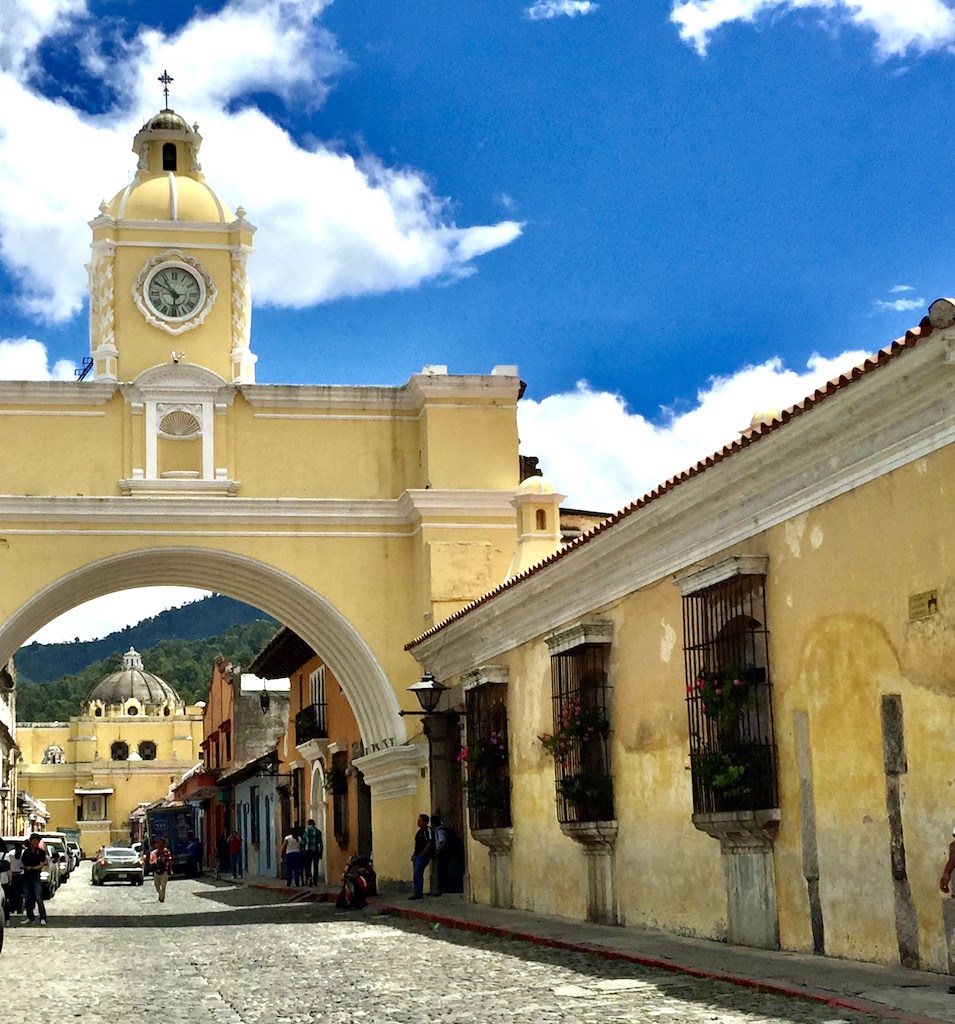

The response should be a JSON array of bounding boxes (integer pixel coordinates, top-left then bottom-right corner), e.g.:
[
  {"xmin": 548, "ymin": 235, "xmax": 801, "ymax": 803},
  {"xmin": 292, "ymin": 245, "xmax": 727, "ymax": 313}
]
[{"xmin": 88, "ymin": 107, "xmax": 256, "ymax": 385}]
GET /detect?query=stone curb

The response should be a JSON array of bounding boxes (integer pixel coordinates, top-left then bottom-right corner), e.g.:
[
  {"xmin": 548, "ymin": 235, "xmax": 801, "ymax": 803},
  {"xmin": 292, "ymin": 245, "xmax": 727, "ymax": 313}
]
[
  {"xmin": 380, "ymin": 903, "xmax": 947, "ymax": 1024},
  {"xmin": 233, "ymin": 878, "xmax": 948, "ymax": 1024}
]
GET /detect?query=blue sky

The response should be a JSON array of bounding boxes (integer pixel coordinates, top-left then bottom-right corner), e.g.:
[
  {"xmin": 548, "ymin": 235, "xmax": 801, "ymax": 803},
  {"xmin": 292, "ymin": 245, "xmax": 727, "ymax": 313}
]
[{"xmin": 4, "ymin": 0, "xmax": 953, "ymax": 639}]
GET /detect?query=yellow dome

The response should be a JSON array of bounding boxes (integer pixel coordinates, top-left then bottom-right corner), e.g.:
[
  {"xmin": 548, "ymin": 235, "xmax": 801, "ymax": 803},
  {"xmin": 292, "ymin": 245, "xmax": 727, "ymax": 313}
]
[
  {"xmin": 517, "ymin": 474, "xmax": 556, "ymax": 496},
  {"xmin": 104, "ymin": 107, "xmax": 233, "ymax": 224},
  {"xmin": 749, "ymin": 407, "xmax": 781, "ymax": 428},
  {"xmin": 108, "ymin": 175, "xmax": 232, "ymax": 223}
]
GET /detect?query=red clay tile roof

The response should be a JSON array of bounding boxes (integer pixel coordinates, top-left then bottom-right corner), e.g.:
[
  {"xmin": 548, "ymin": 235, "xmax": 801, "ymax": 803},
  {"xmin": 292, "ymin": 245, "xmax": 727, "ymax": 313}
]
[{"xmin": 406, "ymin": 315, "xmax": 935, "ymax": 650}]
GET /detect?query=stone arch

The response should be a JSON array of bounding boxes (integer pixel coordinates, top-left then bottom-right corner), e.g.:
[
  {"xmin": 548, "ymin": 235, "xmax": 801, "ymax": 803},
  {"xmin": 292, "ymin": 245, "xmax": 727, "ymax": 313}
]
[{"xmin": 0, "ymin": 546, "xmax": 406, "ymax": 748}]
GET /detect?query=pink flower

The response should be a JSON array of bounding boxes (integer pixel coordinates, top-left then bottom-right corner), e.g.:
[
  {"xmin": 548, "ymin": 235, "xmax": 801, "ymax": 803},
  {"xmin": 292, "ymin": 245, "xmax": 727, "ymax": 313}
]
[
  {"xmin": 696, "ymin": 680, "xmax": 704, "ymax": 690},
  {"xmin": 715, "ymin": 688, "xmax": 722, "ymax": 696},
  {"xmin": 733, "ymin": 679, "xmax": 743, "ymax": 687}
]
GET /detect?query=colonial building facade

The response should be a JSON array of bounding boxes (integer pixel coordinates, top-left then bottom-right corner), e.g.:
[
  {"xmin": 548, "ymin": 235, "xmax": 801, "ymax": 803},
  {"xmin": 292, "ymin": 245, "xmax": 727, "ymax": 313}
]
[
  {"xmin": 0, "ymin": 105, "xmax": 524, "ymax": 883},
  {"xmin": 410, "ymin": 304, "xmax": 955, "ymax": 973},
  {"xmin": 17, "ymin": 648, "xmax": 203, "ymax": 851}
]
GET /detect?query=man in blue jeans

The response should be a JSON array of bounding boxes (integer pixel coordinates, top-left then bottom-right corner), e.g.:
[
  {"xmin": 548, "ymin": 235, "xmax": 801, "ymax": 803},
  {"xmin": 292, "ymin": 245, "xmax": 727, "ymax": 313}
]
[
  {"xmin": 409, "ymin": 813, "xmax": 433, "ymax": 900},
  {"xmin": 21, "ymin": 834, "xmax": 48, "ymax": 925}
]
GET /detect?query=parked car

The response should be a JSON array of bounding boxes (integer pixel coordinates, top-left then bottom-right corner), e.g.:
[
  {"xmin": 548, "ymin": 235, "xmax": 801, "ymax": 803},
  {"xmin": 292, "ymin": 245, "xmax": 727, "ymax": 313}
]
[
  {"xmin": 91, "ymin": 847, "xmax": 144, "ymax": 886},
  {"xmin": 38, "ymin": 835, "xmax": 71, "ymax": 885},
  {"xmin": 66, "ymin": 840, "xmax": 81, "ymax": 870},
  {"xmin": 4, "ymin": 836, "xmax": 58, "ymax": 899}
]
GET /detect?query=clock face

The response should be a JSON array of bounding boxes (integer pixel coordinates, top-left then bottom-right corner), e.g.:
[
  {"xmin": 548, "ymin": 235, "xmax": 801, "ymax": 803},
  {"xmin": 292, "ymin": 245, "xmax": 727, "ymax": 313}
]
[{"xmin": 146, "ymin": 266, "xmax": 203, "ymax": 320}]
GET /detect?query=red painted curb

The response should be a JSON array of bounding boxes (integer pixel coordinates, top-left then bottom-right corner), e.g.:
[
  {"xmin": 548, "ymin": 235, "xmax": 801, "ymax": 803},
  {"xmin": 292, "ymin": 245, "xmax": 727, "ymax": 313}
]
[{"xmin": 379, "ymin": 904, "xmax": 947, "ymax": 1024}]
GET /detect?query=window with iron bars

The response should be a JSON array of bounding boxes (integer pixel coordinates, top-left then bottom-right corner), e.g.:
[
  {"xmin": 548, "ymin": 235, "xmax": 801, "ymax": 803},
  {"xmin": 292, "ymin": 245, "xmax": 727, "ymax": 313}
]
[
  {"xmin": 548, "ymin": 643, "xmax": 613, "ymax": 823},
  {"xmin": 464, "ymin": 684, "xmax": 511, "ymax": 831},
  {"xmin": 683, "ymin": 573, "xmax": 778, "ymax": 815},
  {"xmin": 331, "ymin": 750, "xmax": 349, "ymax": 848}
]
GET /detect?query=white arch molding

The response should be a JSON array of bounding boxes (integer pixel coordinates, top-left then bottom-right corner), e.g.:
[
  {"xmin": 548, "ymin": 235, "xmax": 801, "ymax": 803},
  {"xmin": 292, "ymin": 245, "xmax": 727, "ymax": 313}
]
[{"xmin": 0, "ymin": 547, "xmax": 407, "ymax": 748}]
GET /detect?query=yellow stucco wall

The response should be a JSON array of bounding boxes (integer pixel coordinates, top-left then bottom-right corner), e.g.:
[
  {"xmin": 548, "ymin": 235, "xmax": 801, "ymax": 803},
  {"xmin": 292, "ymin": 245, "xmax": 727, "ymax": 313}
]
[
  {"xmin": 455, "ymin": 440, "xmax": 955, "ymax": 969},
  {"xmin": 17, "ymin": 710, "xmax": 203, "ymax": 851}
]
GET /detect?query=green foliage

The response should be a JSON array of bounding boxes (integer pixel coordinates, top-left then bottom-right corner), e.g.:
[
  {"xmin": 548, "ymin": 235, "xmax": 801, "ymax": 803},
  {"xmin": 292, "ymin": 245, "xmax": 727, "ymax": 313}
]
[
  {"xmin": 16, "ymin": 618, "xmax": 280, "ymax": 723},
  {"xmin": 16, "ymin": 594, "xmax": 275, "ymax": 684}
]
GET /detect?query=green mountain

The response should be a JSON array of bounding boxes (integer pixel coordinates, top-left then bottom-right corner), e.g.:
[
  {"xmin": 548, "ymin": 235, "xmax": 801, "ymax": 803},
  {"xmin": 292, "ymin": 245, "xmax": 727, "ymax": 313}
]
[
  {"xmin": 15, "ymin": 595, "xmax": 280, "ymax": 723},
  {"xmin": 16, "ymin": 594, "xmax": 274, "ymax": 683}
]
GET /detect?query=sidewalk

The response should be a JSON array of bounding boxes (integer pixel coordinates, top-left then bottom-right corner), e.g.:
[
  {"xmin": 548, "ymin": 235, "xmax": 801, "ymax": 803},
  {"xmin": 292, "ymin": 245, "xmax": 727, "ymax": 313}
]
[{"xmin": 235, "ymin": 873, "xmax": 955, "ymax": 1024}]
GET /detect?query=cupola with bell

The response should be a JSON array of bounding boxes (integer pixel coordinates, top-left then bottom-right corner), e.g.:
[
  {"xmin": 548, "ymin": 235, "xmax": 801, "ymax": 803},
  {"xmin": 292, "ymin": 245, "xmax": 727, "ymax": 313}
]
[{"xmin": 87, "ymin": 70, "xmax": 257, "ymax": 386}]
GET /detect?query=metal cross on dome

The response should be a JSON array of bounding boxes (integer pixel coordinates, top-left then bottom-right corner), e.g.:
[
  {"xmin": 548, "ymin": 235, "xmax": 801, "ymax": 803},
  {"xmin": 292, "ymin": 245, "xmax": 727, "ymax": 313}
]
[{"xmin": 158, "ymin": 70, "xmax": 174, "ymax": 107}]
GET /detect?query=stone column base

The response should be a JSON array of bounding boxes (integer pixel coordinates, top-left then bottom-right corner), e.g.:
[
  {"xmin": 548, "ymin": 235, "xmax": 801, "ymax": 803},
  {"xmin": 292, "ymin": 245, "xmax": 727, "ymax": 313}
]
[
  {"xmin": 472, "ymin": 827, "xmax": 514, "ymax": 908},
  {"xmin": 693, "ymin": 809, "xmax": 781, "ymax": 949},
  {"xmin": 561, "ymin": 820, "xmax": 618, "ymax": 925}
]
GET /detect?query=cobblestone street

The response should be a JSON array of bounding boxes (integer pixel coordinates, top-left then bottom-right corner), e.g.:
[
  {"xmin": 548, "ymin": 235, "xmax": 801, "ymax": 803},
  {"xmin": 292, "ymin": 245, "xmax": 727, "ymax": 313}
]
[{"xmin": 4, "ymin": 876, "xmax": 881, "ymax": 1024}]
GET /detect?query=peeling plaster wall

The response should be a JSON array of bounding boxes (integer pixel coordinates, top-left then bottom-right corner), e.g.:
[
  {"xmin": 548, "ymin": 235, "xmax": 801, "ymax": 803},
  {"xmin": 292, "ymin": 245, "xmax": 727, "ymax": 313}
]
[{"xmin": 451, "ymin": 438, "xmax": 955, "ymax": 969}]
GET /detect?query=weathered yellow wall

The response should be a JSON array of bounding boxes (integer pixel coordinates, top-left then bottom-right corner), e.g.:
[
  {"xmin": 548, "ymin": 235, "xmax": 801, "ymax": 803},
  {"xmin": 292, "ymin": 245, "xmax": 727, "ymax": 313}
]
[
  {"xmin": 18, "ymin": 712, "xmax": 203, "ymax": 849},
  {"xmin": 456, "ymin": 442, "xmax": 955, "ymax": 968}
]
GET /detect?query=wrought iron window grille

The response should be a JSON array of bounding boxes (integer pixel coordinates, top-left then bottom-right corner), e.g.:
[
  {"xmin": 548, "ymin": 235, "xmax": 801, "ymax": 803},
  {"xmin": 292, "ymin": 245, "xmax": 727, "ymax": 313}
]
[
  {"xmin": 682, "ymin": 573, "xmax": 779, "ymax": 815},
  {"xmin": 547, "ymin": 643, "xmax": 614, "ymax": 824}
]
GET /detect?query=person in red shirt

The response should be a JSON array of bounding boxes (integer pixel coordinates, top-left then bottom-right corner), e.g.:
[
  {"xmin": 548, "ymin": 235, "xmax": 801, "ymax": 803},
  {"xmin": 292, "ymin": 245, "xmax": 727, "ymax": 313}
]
[
  {"xmin": 228, "ymin": 830, "xmax": 242, "ymax": 879},
  {"xmin": 149, "ymin": 837, "xmax": 173, "ymax": 903}
]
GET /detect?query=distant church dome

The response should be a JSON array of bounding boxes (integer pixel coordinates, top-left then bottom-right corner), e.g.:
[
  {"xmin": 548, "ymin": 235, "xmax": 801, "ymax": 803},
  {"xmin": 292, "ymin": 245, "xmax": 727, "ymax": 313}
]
[
  {"xmin": 86, "ymin": 648, "xmax": 184, "ymax": 718},
  {"xmin": 104, "ymin": 108, "xmax": 234, "ymax": 224}
]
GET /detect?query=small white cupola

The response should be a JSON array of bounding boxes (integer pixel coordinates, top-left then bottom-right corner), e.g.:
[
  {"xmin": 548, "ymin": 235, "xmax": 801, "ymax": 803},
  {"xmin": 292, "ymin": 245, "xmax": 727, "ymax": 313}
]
[{"xmin": 505, "ymin": 474, "xmax": 566, "ymax": 580}]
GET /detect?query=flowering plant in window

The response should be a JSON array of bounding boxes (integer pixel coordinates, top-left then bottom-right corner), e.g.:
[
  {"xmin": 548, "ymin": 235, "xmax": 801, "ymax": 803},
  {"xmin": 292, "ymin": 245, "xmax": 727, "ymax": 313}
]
[
  {"xmin": 538, "ymin": 700, "xmax": 610, "ymax": 761},
  {"xmin": 458, "ymin": 733, "xmax": 508, "ymax": 811},
  {"xmin": 689, "ymin": 665, "xmax": 761, "ymax": 722}
]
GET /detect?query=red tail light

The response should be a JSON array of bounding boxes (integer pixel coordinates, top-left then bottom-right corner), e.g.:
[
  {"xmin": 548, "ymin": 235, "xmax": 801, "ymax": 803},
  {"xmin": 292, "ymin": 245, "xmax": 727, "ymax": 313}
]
[{"xmin": 98, "ymin": 858, "xmax": 107, "ymax": 866}]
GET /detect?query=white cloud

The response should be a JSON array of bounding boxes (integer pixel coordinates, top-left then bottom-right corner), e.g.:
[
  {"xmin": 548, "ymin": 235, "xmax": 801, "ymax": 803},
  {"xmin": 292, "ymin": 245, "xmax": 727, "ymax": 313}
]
[
  {"xmin": 670, "ymin": 0, "xmax": 955, "ymax": 57},
  {"xmin": 27, "ymin": 587, "xmax": 211, "ymax": 644},
  {"xmin": 518, "ymin": 349, "xmax": 869, "ymax": 512},
  {"xmin": 0, "ymin": 338, "xmax": 76, "ymax": 380},
  {"xmin": 874, "ymin": 295, "xmax": 925, "ymax": 311},
  {"xmin": 526, "ymin": 0, "xmax": 599, "ymax": 20},
  {"xmin": 0, "ymin": 0, "xmax": 522, "ymax": 321},
  {"xmin": 890, "ymin": 284, "xmax": 914, "ymax": 293}
]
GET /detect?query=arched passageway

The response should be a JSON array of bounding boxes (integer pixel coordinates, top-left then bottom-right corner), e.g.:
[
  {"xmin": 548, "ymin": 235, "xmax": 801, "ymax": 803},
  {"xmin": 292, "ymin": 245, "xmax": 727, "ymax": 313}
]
[{"xmin": 0, "ymin": 546, "xmax": 406, "ymax": 748}]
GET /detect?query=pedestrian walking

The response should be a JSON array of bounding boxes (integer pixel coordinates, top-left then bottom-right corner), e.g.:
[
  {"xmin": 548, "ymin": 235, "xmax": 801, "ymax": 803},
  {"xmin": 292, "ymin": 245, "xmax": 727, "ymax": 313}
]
[
  {"xmin": 409, "ymin": 813, "xmax": 433, "ymax": 900},
  {"xmin": 301, "ymin": 818, "xmax": 323, "ymax": 885},
  {"xmin": 9, "ymin": 841, "xmax": 24, "ymax": 915},
  {"xmin": 228, "ymin": 829, "xmax": 242, "ymax": 878},
  {"xmin": 215, "ymin": 833, "xmax": 230, "ymax": 880},
  {"xmin": 149, "ymin": 837, "xmax": 173, "ymax": 903},
  {"xmin": 21, "ymin": 833, "xmax": 48, "ymax": 924},
  {"xmin": 281, "ymin": 827, "xmax": 302, "ymax": 886}
]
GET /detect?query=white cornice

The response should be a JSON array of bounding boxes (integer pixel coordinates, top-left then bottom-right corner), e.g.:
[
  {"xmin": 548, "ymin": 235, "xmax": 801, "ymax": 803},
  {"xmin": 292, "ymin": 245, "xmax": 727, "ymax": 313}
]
[
  {"xmin": 411, "ymin": 329, "xmax": 955, "ymax": 678},
  {"xmin": 407, "ymin": 373, "xmax": 522, "ymax": 407},
  {"xmin": 0, "ymin": 489, "xmax": 518, "ymax": 527},
  {"xmin": 353, "ymin": 743, "xmax": 428, "ymax": 800},
  {"xmin": 240, "ymin": 383, "xmax": 416, "ymax": 410},
  {"xmin": 674, "ymin": 556, "xmax": 769, "ymax": 596},
  {"xmin": 397, "ymin": 489, "xmax": 516, "ymax": 522},
  {"xmin": 545, "ymin": 621, "xmax": 613, "ymax": 655},
  {"xmin": 0, "ymin": 381, "xmax": 117, "ymax": 406},
  {"xmin": 239, "ymin": 375, "xmax": 521, "ymax": 412}
]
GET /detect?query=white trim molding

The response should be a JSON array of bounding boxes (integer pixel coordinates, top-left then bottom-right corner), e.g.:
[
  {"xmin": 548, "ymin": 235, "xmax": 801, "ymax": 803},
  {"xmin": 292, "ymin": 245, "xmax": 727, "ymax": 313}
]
[
  {"xmin": 545, "ymin": 621, "xmax": 614, "ymax": 656},
  {"xmin": 462, "ymin": 665, "xmax": 509, "ymax": 691},
  {"xmin": 674, "ymin": 555, "xmax": 769, "ymax": 597},
  {"xmin": 353, "ymin": 743, "xmax": 427, "ymax": 801}
]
